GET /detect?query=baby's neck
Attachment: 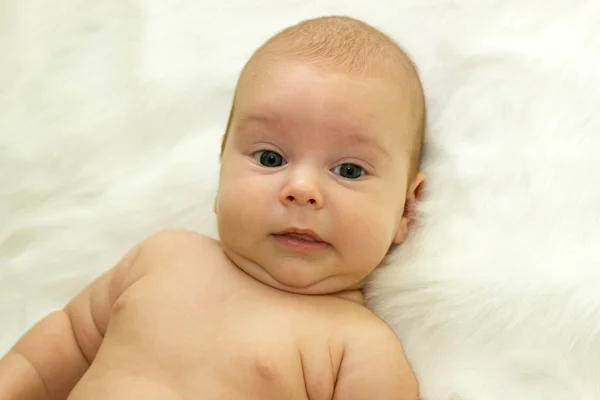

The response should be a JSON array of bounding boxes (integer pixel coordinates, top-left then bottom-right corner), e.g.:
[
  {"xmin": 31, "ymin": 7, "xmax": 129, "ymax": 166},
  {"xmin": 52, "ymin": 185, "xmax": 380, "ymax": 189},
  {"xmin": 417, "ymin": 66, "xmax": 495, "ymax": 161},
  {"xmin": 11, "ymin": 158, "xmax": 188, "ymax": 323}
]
[
  {"xmin": 331, "ymin": 289, "xmax": 364, "ymax": 305},
  {"xmin": 221, "ymin": 244, "xmax": 367, "ymax": 304}
]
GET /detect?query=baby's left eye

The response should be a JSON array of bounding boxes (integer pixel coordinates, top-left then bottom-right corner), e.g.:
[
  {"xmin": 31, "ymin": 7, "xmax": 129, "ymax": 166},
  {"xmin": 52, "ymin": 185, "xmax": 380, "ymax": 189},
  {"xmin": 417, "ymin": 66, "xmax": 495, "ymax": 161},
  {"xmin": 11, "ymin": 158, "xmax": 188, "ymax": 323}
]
[{"xmin": 331, "ymin": 163, "xmax": 365, "ymax": 179}]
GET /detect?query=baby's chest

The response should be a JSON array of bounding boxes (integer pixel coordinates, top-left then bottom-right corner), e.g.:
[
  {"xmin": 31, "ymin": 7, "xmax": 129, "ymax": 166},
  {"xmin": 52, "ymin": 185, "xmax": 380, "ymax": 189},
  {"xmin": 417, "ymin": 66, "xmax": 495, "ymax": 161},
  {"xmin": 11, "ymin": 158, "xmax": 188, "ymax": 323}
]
[{"xmin": 106, "ymin": 273, "xmax": 339, "ymax": 399}]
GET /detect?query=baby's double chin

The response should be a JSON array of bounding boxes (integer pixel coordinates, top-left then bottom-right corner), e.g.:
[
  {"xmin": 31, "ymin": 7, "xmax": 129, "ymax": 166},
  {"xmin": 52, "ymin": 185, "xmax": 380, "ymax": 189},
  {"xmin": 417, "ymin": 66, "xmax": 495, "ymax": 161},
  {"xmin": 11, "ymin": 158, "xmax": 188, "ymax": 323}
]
[{"xmin": 221, "ymin": 244, "xmax": 361, "ymax": 297}]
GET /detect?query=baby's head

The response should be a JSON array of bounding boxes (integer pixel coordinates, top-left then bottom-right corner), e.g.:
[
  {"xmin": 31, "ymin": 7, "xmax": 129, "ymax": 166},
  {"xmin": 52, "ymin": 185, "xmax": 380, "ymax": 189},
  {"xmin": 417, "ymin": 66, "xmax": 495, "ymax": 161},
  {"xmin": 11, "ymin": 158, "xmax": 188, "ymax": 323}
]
[{"xmin": 215, "ymin": 16, "xmax": 425, "ymax": 295}]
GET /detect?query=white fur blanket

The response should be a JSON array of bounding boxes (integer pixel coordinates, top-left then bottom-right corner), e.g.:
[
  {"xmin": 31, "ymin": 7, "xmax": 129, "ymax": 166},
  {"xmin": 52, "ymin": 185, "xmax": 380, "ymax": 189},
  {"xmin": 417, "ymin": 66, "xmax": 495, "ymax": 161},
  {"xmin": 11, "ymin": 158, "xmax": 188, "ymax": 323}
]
[{"xmin": 2, "ymin": 1, "xmax": 600, "ymax": 399}]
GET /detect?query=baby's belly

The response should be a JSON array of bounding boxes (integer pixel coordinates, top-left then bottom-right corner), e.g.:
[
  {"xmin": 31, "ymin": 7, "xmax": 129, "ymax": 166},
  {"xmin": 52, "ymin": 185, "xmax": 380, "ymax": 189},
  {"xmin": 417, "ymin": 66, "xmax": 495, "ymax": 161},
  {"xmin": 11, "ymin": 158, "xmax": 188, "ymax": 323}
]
[
  {"xmin": 68, "ymin": 370, "xmax": 277, "ymax": 400},
  {"xmin": 68, "ymin": 372, "xmax": 183, "ymax": 400},
  {"xmin": 67, "ymin": 353, "xmax": 309, "ymax": 400}
]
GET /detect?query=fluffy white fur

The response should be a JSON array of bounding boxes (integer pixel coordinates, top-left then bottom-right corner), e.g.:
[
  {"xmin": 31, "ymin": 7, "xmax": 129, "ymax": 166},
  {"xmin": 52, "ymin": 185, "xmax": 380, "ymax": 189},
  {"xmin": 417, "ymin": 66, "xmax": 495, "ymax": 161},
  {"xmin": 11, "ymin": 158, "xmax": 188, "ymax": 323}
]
[{"xmin": 2, "ymin": 1, "xmax": 599, "ymax": 398}]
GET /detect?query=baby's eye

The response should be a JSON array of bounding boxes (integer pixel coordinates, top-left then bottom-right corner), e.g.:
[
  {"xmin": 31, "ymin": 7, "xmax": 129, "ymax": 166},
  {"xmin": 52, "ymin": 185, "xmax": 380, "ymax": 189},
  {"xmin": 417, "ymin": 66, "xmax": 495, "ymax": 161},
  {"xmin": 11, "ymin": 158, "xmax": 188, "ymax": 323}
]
[
  {"xmin": 254, "ymin": 150, "xmax": 287, "ymax": 168},
  {"xmin": 331, "ymin": 163, "xmax": 365, "ymax": 179}
]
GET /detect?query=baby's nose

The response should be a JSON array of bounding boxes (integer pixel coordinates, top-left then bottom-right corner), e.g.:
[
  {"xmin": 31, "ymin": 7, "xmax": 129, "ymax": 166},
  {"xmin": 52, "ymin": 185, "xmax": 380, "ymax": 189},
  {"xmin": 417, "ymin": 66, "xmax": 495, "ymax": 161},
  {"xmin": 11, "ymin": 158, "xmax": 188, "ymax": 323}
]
[{"xmin": 280, "ymin": 171, "xmax": 323, "ymax": 208}]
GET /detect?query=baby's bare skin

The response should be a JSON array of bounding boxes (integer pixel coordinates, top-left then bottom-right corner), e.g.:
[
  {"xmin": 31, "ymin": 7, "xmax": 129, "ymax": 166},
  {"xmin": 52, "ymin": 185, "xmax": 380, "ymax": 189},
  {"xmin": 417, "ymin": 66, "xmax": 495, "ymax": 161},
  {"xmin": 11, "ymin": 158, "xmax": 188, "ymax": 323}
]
[
  {"xmin": 0, "ymin": 17, "xmax": 426, "ymax": 400},
  {"xmin": 57, "ymin": 230, "xmax": 415, "ymax": 400}
]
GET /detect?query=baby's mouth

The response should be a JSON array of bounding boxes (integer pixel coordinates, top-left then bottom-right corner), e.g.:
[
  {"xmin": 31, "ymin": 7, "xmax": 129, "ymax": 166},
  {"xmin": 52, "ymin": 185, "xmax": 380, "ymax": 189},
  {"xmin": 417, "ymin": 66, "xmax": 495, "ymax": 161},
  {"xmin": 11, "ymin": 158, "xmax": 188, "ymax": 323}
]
[
  {"xmin": 281, "ymin": 232, "xmax": 321, "ymax": 243},
  {"xmin": 273, "ymin": 228, "xmax": 326, "ymax": 243},
  {"xmin": 272, "ymin": 228, "xmax": 329, "ymax": 252}
]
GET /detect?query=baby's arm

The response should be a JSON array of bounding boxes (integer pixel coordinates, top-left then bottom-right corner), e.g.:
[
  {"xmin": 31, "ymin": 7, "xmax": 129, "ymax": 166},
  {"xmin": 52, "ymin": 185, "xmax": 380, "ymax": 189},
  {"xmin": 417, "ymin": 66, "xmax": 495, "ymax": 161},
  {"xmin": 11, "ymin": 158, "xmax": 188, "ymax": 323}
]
[
  {"xmin": 0, "ymin": 243, "xmax": 142, "ymax": 400},
  {"xmin": 334, "ymin": 320, "xmax": 419, "ymax": 400}
]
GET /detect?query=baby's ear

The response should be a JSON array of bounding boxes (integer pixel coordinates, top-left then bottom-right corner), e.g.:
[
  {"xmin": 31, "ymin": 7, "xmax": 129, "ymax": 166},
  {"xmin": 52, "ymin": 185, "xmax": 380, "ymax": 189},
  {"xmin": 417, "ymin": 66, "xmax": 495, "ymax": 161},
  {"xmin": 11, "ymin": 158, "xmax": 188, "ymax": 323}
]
[{"xmin": 393, "ymin": 172, "xmax": 425, "ymax": 245}]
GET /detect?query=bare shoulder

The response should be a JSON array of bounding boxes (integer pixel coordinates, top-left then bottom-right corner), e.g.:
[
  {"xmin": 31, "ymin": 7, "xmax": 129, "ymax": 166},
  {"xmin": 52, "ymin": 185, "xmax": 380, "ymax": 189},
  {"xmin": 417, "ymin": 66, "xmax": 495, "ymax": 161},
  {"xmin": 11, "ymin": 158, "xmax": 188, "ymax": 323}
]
[
  {"xmin": 333, "ymin": 310, "xmax": 419, "ymax": 400},
  {"xmin": 132, "ymin": 229, "xmax": 222, "ymax": 273},
  {"xmin": 57, "ymin": 230, "xmax": 219, "ymax": 369},
  {"xmin": 138, "ymin": 229, "xmax": 219, "ymax": 254}
]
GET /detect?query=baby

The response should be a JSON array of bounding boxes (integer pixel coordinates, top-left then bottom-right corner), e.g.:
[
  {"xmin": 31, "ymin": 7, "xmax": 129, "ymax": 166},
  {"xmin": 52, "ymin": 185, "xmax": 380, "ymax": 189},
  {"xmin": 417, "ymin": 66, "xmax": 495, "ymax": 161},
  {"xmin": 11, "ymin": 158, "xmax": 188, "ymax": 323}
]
[{"xmin": 0, "ymin": 16, "xmax": 425, "ymax": 400}]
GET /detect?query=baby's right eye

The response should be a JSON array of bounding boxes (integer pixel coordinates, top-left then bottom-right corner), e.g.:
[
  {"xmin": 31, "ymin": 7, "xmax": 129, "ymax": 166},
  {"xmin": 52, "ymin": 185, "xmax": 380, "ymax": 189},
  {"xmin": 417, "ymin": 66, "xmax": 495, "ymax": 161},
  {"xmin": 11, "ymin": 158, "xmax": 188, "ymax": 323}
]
[{"xmin": 254, "ymin": 150, "xmax": 287, "ymax": 168}]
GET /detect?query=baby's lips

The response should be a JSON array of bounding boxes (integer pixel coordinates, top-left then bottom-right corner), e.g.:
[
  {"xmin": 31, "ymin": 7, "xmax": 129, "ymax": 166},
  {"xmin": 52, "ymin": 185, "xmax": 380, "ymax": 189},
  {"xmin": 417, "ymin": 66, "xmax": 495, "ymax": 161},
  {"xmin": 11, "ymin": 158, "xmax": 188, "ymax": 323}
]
[{"xmin": 275, "ymin": 227, "xmax": 326, "ymax": 243}]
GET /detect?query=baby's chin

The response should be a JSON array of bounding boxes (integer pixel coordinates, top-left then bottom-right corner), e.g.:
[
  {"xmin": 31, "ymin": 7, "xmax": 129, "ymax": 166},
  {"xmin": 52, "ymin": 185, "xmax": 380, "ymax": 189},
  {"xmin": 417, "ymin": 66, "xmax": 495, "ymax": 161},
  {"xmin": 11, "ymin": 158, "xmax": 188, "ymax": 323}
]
[
  {"xmin": 263, "ymin": 276, "xmax": 365, "ymax": 304},
  {"xmin": 221, "ymin": 245, "xmax": 363, "ymax": 296}
]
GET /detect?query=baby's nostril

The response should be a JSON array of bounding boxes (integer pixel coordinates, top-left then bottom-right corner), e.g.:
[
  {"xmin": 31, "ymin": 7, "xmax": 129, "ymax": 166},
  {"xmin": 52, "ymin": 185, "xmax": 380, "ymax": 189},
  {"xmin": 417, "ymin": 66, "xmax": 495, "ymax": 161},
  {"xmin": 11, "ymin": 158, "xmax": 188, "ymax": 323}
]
[
  {"xmin": 287, "ymin": 195, "xmax": 295, "ymax": 201},
  {"xmin": 309, "ymin": 199, "xmax": 316, "ymax": 205}
]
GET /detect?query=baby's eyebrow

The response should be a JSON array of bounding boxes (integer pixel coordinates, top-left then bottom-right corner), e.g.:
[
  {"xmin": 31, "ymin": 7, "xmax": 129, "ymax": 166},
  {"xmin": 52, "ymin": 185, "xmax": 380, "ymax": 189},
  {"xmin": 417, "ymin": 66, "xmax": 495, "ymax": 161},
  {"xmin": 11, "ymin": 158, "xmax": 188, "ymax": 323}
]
[
  {"xmin": 236, "ymin": 113, "xmax": 390, "ymax": 158},
  {"xmin": 339, "ymin": 132, "xmax": 390, "ymax": 159},
  {"xmin": 237, "ymin": 112, "xmax": 281, "ymax": 130}
]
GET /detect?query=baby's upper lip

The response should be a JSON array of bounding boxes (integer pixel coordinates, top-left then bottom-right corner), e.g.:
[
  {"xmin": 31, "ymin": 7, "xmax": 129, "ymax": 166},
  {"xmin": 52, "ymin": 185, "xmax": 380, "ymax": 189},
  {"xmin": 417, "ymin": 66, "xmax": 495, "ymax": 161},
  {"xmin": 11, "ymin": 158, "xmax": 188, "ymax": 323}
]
[{"xmin": 274, "ymin": 227, "xmax": 326, "ymax": 243}]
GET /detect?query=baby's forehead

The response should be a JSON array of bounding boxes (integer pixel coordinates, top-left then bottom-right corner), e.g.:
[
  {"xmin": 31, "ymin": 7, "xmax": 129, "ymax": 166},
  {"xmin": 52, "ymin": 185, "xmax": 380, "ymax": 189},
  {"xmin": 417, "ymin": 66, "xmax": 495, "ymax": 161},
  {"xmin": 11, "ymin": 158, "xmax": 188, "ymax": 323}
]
[
  {"xmin": 237, "ymin": 49, "xmax": 421, "ymax": 132},
  {"xmin": 241, "ymin": 59, "xmax": 415, "ymax": 127},
  {"xmin": 239, "ymin": 54, "xmax": 412, "ymax": 102},
  {"xmin": 245, "ymin": 44, "xmax": 414, "ymax": 85}
]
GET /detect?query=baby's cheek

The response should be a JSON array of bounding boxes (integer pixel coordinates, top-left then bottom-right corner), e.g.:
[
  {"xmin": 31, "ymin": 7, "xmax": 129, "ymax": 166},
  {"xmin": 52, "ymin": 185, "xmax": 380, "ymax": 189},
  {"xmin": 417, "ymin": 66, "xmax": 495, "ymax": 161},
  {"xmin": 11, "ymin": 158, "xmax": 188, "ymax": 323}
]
[
  {"xmin": 220, "ymin": 186, "xmax": 260, "ymax": 228},
  {"xmin": 219, "ymin": 175, "xmax": 273, "ymax": 231},
  {"xmin": 334, "ymin": 206, "xmax": 392, "ymax": 257},
  {"xmin": 217, "ymin": 193, "xmax": 260, "ymax": 256}
]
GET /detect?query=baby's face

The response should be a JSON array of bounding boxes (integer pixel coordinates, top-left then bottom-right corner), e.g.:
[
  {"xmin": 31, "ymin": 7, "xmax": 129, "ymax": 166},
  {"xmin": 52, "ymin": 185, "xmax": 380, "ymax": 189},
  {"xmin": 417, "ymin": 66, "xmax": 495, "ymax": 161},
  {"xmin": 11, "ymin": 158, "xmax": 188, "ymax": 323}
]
[{"xmin": 216, "ymin": 58, "xmax": 417, "ymax": 295}]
